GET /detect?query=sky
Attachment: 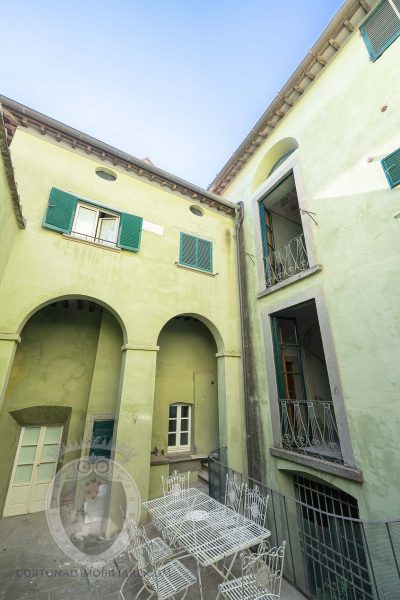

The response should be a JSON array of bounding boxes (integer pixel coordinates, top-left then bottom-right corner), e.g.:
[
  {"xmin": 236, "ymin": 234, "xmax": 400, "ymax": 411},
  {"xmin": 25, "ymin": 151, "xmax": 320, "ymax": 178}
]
[{"xmin": 1, "ymin": 1, "xmax": 344, "ymax": 188}]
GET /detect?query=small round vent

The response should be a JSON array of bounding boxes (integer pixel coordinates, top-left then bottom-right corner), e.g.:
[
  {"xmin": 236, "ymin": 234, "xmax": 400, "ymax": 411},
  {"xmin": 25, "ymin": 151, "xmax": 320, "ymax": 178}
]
[
  {"xmin": 96, "ymin": 168, "xmax": 117, "ymax": 181},
  {"xmin": 190, "ymin": 205, "xmax": 203, "ymax": 217}
]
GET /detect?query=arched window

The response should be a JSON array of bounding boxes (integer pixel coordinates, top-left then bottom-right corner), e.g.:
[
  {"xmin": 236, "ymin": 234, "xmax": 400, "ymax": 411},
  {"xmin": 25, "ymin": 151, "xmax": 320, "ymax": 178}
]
[
  {"xmin": 267, "ymin": 149, "xmax": 296, "ymax": 177},
  {"xmin": 168, "ymin": 404, "xmax": 191, "ymax": 452}
]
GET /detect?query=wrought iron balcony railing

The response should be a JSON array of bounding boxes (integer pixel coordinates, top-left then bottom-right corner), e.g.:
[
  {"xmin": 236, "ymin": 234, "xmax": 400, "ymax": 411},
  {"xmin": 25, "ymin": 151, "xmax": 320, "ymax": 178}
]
[
  {"xmin": 278, "ymin": 398, "xmax": 343, "ymax": 464},
  {"xmin": 264, "ymin": 233, "xmax": 309, "ymax": 288}
]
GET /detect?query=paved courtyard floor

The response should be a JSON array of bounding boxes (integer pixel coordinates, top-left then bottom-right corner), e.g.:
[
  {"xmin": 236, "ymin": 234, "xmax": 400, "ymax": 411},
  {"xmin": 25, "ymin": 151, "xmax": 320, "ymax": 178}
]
[{"xmin": 0, "ymin": 511, "xmax": 307, "ymax": 600}]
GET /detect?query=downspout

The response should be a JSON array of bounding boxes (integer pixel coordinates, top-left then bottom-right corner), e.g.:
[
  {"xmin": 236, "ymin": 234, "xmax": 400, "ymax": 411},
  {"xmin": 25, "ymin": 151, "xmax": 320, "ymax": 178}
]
[{"xmin": 235, "ymin": 201, "xmax": 254, "ymax": 480}]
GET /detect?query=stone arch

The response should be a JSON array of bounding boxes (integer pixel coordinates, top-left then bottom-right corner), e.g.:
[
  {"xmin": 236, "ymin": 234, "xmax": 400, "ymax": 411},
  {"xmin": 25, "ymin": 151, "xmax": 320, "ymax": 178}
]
[
  {"xmin": 252, "ymin": 137, "xmax": 299, "ymax": 191},
  {"xmin": 155, "ymin": 312, "xmax": 225, "ymax": 354},
  {"xmin": 16, "ymin": 293, "xmax": 128, "ymax": 345}
]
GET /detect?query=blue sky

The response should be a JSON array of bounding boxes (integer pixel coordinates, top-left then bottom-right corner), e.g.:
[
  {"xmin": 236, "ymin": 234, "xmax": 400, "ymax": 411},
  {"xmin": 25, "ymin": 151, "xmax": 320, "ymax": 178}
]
[{"xmin": 2, "ymin": 1, "xmax": 343, "ymax": 187}]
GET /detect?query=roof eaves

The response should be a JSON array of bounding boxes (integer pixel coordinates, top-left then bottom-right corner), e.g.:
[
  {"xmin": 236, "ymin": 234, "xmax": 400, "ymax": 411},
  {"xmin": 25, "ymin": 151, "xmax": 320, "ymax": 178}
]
[
  {"xmin": 0, "ymin": 95, "xmax": 238, "ymax": 217},
  {"xmin": 208, "ymin": 0, "xmax": 373, "ymax": 194},
  {"xmin": 0, "ymin": 105, "xmax": 25, "ymax": 229}
]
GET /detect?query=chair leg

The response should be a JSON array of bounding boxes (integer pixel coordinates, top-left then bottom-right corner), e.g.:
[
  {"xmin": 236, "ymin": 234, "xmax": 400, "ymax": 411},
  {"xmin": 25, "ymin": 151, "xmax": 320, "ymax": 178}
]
[{"xmin": 119, "ymin": 563, "xmax": 137, "ymax": 599}]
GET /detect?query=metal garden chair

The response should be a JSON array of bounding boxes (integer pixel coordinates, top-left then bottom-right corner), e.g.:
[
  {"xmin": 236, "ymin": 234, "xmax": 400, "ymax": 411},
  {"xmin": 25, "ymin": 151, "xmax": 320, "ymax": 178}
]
[
  {"xmin": 242, "ymin": 484, "xmax": 269, "ymax": 528},
  {"xmin": 128, "ymin": 528, "xmax": 197, "ymax": 600},
  {"xmin": 123, "ymin": 511, "xmax": 174, "ymax": 564},
  {"xmin": 119, "ymin": 511, "xmax": 175, "ymax": 600},
  {"xmin": 224, "ymin": 471, "xmax": 243, "ymax": 512},
  {"xmin": 161, "ymin": 470, "xmax": 190, "ymax": 496},
  {"xmin": 217, "ymin": 540, "xmax": 287, "ymax": 600}
]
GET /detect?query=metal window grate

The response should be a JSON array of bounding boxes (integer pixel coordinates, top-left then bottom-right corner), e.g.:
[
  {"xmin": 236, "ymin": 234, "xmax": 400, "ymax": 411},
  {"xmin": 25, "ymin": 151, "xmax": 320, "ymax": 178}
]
[{"xmin": 294, "ymin": 476, "xmax": 373, "ymax": 600}]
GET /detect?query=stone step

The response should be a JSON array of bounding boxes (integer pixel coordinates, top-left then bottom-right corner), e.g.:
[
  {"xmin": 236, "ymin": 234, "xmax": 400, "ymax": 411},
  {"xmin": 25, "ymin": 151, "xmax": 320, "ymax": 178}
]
[{"xmin": 198, "ymin": 468, "xmax": 209, "ymax": 483}]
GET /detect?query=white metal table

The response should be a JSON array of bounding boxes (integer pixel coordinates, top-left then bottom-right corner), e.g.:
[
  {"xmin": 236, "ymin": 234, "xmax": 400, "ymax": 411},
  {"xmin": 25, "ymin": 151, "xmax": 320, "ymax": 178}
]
[{"xmin": 143, "ymin": 489, "xmax": 271, "ymax": 598}]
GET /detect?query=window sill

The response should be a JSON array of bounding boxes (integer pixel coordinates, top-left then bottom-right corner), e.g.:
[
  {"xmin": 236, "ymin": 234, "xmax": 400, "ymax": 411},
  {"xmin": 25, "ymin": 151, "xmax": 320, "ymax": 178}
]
[
  {"xmin": 257, "ymin": 265, "xmax": 321, "ymax": 298},
  {"xmin": 269, "ymin": 447, "xmax": 363, "ymax": 482},
  {"xmin": 175, "ymin": 262, "xmax": 218, "ymax": 277},
  {"xmin": 150, "ymin": 452, "xmax": 207, "ymax": 466},
  {"xmin": 63, "ymin": 234, "xmax": 121, "ymax": 252}
]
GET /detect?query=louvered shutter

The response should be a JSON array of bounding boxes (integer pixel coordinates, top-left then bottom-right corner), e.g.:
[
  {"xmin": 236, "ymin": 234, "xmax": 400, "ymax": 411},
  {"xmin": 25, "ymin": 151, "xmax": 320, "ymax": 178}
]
[
  {"xmin": 117, "ymin": 212, "xmax": 143, "ymax": 251},
  {"xmin": 382, "ymin": 148, "xmax": 400, "ymax": 188},
  {"xmin": 43, "ymin": 188, "xmax": 77, "ymax": 233},
  {"xmin": 360, "ymin": 0, "xmax": 400, "ymax": 61},
  {"xmin": 180, "ymin": 234, "xmax": 197, "ymax": 268},
  {"xmin": 180, "ymin": 233, "xmax": 212, "ymax": 272},
  {"xmin": 197, "ymin": 238, "xmax": 212, "ymax": 272}
]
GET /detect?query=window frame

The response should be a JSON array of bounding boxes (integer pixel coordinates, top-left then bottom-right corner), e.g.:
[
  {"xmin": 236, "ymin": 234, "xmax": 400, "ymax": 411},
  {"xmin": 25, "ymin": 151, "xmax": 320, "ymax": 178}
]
[
  {"xmin": 71, "ymin": 202, "xmax": 120, "ymax": 247},
  {"xmin": 167, "ymin": 403, "xmax": 191, "ymax": 453},
  {"xmin": 360, "ymin": 0, "xmax": 400, "ymax": 62},
  {"xmin": 254, "ymin": 159, "xmax": 317, "ymax": 293}
]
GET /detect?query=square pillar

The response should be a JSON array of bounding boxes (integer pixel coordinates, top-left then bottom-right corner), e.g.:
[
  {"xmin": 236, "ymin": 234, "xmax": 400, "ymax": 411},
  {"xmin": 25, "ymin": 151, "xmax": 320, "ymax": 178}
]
[
  {"xmin": 0, "ymin": 334, "xmax": 20, "ymax": 412},
  {"xmin": 216, "ymin": 351, "xmax": 245, "ymax": 474},
  {"xmin": 111, "ymin": 344, "xmax": 159, "ymax": 521}
]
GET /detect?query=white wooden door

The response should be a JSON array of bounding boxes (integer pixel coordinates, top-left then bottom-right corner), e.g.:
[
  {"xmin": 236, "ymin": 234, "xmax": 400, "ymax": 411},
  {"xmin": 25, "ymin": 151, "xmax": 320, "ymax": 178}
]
[{"xmin": 4, "ymin": 425, "xmax": 63, "ymax": 517}]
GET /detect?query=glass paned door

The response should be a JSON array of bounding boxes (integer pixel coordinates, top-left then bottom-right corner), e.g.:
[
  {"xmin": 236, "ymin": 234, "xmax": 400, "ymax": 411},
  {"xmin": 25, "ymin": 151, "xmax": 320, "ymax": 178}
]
[{"xmin": 4, "ymin": 425, "xmax": 63, "ymax": 517}]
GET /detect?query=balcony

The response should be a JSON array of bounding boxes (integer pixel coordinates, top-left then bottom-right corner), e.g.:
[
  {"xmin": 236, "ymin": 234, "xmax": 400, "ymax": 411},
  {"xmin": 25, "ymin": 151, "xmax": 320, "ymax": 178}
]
[
  {"xmin": 264, "ymin": 233, "xmax": 309, "ymax": 288},
  {"xmin": 278, "ymin": 398, "xmax": 343, "ymax": 464}
]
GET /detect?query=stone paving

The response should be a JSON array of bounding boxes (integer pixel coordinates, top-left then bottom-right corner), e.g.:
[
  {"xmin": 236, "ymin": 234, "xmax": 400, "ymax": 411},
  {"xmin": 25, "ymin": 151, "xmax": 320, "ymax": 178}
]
[{"xmin": 0, "ymin": 510, "xmax": 306, "ymax": 600}]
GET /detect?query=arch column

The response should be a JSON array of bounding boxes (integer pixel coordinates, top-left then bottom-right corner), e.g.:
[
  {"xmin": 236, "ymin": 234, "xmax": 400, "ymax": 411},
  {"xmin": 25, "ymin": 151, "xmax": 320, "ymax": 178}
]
[
  {"xmin": 0, "ymin": 334, "xmax": 20, "ymax": 412},
  {"xmin": 112, "ymin": 343, "xmax": 159, "ymax": 513},
  {"xmin": 216, "ymin": 351, "xmax": 245, "ymax": 474}
]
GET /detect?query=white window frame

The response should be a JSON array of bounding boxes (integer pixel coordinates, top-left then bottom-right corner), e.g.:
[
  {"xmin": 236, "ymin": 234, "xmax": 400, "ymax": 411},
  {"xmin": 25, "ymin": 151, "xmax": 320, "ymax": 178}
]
[
  {"xmin": 72, "ymin": 202, "xmax": 120, "ymax": 247},
  {"xmin": 168, "ymin": 404, "xmax": 191, "ymax": 453}
]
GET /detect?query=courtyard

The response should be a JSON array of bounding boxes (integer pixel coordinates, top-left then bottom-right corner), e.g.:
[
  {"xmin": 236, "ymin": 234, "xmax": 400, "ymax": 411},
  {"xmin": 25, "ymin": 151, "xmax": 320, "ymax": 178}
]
[{"xmin": 0, "ymin": 508, "xmax": 306, "ymax": 600}]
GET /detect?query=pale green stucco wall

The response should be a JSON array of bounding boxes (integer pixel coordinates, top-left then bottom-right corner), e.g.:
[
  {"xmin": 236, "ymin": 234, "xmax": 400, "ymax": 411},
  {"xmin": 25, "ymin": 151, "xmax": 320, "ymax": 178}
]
[
  {"xmin": 0, "ymin": 128, "xmax": 244, "ymax": 512},
  {"xmin": 152, "ymin": 317, "xmax": 218, "ymax": 455},
  {"xmin": 0, "ymin": 304, "xmax": 101, "ymax": 510},
  {"xmin": 0, "ymin": 150, "xmax": 19, "ymax": 283},
  {"xmin": 220, "ymin": 24, "xmax": 400, "ymax": 519}
]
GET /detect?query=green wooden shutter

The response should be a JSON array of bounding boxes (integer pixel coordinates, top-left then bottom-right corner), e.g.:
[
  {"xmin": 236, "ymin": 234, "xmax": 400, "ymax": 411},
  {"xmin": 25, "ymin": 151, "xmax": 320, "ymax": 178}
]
[
  {"xmin": 117, "ymin": 213, "xmax": 143, "ymax": 251},
  {"xmin": 180, "ymin": 234, "xmax": 197, "ymax": 268},
  {"xmin": 43, "ymin": 188, "xmax": 77, "ymax": 233},
  {"xmin": 360, "ymin": 0, "xmax": 400, "ymax": 61},
  {"xmin": 197, "ymin": 238, "xmax": 212, "ymax": 272},
  {"xmin": 180, "ymin": 233, "xmax": 212, "ymax": 272},
  {"xmin": 382, "ymin": 148, "xmax": 400, "ymax": 188}
]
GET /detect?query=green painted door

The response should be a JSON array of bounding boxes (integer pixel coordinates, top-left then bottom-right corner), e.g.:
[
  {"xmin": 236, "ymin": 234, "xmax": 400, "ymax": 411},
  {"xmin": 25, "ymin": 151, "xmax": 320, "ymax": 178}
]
[{"xmin": 89, "ymin": 419, "xmax": 114, "ymax": 459}]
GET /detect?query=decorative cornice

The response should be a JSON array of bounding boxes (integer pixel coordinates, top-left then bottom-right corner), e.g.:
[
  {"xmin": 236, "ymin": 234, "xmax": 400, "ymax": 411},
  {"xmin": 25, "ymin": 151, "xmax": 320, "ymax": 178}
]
[
  {"xmin": 209, "ymin": 0, "xmax": 374, "ymax": 195},
  {"xmin": 0, "ymin": 95, "xmax": 237, "ymax": 218},
  {"xmin": 0, "ymin": 107, "xmax": 25, "ymax": 228}
]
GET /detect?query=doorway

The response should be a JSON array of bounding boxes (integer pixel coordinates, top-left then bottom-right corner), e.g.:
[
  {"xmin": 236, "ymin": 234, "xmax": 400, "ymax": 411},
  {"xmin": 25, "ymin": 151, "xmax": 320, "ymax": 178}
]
[{"xmin": 4, "ymin": 425, "xmax": 63, "ymax": 517}]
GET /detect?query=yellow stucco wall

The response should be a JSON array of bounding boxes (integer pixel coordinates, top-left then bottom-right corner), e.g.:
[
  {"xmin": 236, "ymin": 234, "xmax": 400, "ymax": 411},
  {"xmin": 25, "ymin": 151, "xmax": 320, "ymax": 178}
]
[{"xmin": 0, "ymin": 128, "xmax": 244, "ymax": 512}]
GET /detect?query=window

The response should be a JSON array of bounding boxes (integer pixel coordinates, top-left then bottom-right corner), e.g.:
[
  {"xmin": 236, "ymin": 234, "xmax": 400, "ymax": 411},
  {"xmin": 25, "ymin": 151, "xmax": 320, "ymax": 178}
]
[
  {"xmin": 43, "ymin": 188, "xmax": 143, "ymax": 252},
  {"xmin": 360, "ymin": 0, "xmax": 400, "ymax": 61},
  {"xmin": 73, "ymin": 203, "xmax": 119, "ymax": 246},
  {"xmin": 179, "ymin": 233, "xmax": 212, "ymax": 273},
  {"xmin": 259, "ymin": 172, "xmax": 309, "ymax": 288},
  {"xmin": 381, "ymin": 148, "xmax": 400, "ymax": 188},
  {"xmin": 270, "ymin": 301, "xmax": 342, "ymax": 464},
  {"xmin": 168, "ymin": 404, "xmax": 191, "ymax": 452}
]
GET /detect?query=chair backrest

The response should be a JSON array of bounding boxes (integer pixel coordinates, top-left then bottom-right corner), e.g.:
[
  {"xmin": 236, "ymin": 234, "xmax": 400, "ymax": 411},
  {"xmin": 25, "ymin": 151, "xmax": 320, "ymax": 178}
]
[
  {"xmin": 121, "ymin": 507, "xmax": 143, "ymax": 560},
  {"xmin": 224, "ymin": 471, "xmax": 243, "ymax": 512},
  {"xmin": 242, "ymin": 540, "xmax": 287, "ymax": 599},
  {"xmin": 161, "ymin": 469, "xmax": 190, "ymax": 496},
  {"xmin": 243, "ymin": 485, "xmax": 269, "ymax": 528}
]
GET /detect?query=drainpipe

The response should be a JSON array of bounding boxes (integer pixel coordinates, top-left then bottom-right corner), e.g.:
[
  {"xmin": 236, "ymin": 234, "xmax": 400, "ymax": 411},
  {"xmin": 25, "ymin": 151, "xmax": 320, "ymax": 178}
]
[{"xmin": 235, "ymin": 201, "xmax": 254, "ymax": 480}]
